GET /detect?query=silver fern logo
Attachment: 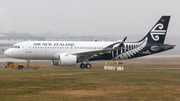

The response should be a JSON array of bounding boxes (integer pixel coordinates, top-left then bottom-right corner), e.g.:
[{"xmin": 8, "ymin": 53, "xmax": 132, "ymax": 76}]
[
  {"xmin": 150, "ymin": 23, "xmax": 166, "ymax": 41},
  {"xmin": 114, "ymin": 37, "xmax": 148, "ymax": 60}
]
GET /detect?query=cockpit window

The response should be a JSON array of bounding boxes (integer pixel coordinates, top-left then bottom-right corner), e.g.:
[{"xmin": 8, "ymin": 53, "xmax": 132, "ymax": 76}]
[{"xmin": 11, "ymin": 46, "xmax": 20, "ymax": 49}]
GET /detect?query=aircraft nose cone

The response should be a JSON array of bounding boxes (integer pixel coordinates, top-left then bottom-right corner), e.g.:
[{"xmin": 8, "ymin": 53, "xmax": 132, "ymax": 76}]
[{"xmin": 4, "ymin": 49, "xmax": 11, "ymax": 57}]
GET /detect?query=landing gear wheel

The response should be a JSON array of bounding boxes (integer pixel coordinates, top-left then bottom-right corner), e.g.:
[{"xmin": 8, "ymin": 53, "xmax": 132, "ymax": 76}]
[
  {"xmin": 18, "ymin": 65, "xmax": 23, "ymax": 69},
  {"xmin": 80, "ymin": 63, "xmax": 86, "ymax": 69},
  {"xmin": 86, "ymin": 63, "xmax": 91, "ymax": 69}
]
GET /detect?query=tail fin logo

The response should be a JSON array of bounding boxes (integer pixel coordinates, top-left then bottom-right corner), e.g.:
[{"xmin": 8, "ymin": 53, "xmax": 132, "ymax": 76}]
[{"xmin": 150, "ymin": 23, "xmax": 166, "ymax": 41}]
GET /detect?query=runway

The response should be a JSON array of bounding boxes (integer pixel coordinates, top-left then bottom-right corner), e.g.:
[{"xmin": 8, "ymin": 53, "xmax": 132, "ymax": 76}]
[
  {"xmin": 0, "ymin": 53, "xmax": 180, "ymax": 70},
  {"xmin": 1, "ymin": 66, "xmax": 180, "ymax": 70},
  {"xmin": 0, "ymin": 53, "xmax": 180, "ymax": 62}
]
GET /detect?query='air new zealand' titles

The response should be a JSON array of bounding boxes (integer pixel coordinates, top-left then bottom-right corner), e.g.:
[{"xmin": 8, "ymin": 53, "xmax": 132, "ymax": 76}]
[{"xmin": 4, "ymin": 16, "xmax": 175, "ymax": 69}]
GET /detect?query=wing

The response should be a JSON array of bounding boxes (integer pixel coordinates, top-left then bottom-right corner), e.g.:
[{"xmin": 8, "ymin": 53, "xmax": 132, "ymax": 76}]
[{"xmin": 74, "ymin": 37, "xmax": 127, "ymax": 61}]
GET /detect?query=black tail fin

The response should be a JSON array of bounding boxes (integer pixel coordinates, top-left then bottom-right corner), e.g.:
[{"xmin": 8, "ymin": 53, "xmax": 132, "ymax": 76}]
[{"xmin": 139, "ymin": 16, "xmax": 170, "ymax": 44}]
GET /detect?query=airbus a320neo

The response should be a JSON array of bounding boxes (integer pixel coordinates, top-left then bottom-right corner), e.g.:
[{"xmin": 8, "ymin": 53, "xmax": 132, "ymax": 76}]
[{"xmin": 4, "ymin": 16, "xmax": 175, "ymax": 69}]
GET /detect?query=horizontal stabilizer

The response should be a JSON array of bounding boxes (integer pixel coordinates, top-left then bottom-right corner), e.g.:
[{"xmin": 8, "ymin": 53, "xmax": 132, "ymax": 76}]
[{"xmin": 151, "ymin": 45, "xmax": 176, "ymax": 51}]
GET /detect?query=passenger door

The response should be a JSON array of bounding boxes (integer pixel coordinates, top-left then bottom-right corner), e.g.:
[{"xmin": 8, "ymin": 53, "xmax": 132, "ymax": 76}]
[{"xmin": 26, "ymin": 42, "xmax": 31, "ymax": 53}]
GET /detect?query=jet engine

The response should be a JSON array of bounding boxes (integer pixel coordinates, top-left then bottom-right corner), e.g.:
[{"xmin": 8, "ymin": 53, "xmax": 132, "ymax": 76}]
[{"xmin": 51, "ymin": 54, "xmax": 77, "ymax": 66}]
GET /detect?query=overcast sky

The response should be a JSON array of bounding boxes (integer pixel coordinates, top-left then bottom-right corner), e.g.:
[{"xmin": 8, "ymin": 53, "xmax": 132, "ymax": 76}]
[{"xmin": 0, "ymin": 0, "xmax": 180, "ymax": 40}]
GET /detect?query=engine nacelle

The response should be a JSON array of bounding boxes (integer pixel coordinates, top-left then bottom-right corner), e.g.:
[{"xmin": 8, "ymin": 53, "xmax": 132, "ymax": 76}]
[{"xmin": 51, "ymin": 54, "xmax": 77, "ymax": 66}]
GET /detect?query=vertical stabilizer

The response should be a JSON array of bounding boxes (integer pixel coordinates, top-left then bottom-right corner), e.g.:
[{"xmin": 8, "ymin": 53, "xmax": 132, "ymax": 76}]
[{"xmin": 139, "ymin": 16, "xmax": 170, "ymax": 44}]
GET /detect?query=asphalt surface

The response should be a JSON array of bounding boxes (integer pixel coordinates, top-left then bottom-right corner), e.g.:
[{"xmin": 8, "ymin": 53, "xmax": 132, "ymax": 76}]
[
  {"xmin": 1, "ymin": 54, "xmax": 180, "ymax": 62},
  {"xmin": 1, "ymin": 67, "xmax": 180, "ymax": 70},
  {"xmin": 1, "ymin": 54, "xmax": 180, "ymax": 70}
]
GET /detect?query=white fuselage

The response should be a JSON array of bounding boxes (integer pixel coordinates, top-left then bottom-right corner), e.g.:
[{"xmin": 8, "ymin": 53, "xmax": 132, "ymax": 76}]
[{"xmin": 5, "ymin": 41, "xmax": 115, "ymax": 60}]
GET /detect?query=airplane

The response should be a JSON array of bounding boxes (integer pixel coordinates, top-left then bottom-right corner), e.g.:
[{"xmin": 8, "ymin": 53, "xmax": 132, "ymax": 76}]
[{"xmin": 4, "ymin": 16, "xmax": 175, "ymax": 69}]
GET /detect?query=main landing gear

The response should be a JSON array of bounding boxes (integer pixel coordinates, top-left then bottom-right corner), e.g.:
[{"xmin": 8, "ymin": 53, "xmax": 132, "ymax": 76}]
[{"xmin": 80, "ymin": 63, "xmax": 91, "ymax": 69}]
